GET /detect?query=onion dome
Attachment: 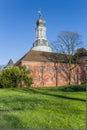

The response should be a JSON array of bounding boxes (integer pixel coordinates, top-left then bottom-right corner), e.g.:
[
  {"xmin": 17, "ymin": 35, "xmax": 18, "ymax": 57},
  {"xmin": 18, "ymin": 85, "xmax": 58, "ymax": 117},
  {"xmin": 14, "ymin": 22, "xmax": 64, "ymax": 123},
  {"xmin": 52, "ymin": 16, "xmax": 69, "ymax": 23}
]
[{"xmin": 36, "ymin": 18, "xmax": 45, "ymax": 26}]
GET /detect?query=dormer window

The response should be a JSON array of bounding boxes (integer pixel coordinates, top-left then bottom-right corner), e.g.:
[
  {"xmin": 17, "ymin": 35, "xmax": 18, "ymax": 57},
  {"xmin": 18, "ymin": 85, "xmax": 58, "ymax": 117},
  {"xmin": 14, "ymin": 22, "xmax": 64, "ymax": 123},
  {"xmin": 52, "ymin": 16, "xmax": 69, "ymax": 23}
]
[{"xmin": 48, "ymin": 57, "xmax": 51, "ymax": 60}]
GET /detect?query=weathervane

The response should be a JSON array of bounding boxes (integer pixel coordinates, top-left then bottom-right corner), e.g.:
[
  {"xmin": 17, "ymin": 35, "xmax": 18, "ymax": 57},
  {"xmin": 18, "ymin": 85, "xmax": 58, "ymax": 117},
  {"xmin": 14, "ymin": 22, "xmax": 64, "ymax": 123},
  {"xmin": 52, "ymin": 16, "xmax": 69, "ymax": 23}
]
[{"xmin": 38, "ymin": 9, "xmax": 42, "ymax": 18}]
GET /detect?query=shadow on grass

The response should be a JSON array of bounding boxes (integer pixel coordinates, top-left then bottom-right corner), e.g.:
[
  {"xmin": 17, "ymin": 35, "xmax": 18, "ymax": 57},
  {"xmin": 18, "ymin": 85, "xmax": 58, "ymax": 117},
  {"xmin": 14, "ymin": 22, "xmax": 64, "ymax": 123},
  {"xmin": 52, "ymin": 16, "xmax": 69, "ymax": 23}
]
[
  {"xmin": 29, "ymin": 89, "xmax": 86, "ymax": 102},
  {"xmin": 0, "ymin": 114, "xmax": 23, "ymax": 128},
  {"xmin": 0, "ymin": 88, "xmax": 85, "ymax": 116},
  {"xmin": 11, "ymin": 88, "xmax": 86, "ymax": 102}
]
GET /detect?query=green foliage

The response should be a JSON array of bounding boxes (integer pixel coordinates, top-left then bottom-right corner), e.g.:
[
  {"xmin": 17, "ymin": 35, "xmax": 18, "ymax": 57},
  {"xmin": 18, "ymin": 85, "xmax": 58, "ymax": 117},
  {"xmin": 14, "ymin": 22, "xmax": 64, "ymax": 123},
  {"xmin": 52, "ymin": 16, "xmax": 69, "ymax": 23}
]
[
  {"xmin": 21, "ymin": 66, "xmax": 33, "ymax": 86},
  {"xmin": 75, "ymin": 48, "xmax": 87, "ymax": 57},
  {"xmin": 0, "ymin": 66, "xmax": 33, "ymax": 88},
  {"xmin": 58, "ymin": 84, "xmax": 86, "ymax": 92}
]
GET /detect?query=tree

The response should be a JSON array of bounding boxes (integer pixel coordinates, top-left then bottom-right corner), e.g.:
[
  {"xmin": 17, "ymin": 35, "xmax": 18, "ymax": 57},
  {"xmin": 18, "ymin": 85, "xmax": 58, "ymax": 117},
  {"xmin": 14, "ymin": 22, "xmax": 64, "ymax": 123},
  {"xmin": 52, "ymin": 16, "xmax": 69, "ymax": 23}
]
[
  {"xmin": 0, "ymin": 66, "xmax": 33, "ymax": 88},
  {"xmin": 52, "ymin": 31, "xmax": 82, "ymax": 85},
  {"xmin": 74, "ymin": 48, "xmax": 87, "ymax": 57},
  {"xmin": 21, "ymin": 65, "xmax": 33, "ymax": 87},
  {"xmin": 74, "ymin": 48, "xmax": 87, "ymax": 84}
]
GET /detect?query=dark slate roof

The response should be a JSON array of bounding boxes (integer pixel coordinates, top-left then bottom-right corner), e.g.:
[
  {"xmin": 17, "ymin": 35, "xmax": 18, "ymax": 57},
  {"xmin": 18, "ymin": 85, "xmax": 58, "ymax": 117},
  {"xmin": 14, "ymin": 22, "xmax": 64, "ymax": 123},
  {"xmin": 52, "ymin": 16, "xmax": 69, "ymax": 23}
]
[
  {"xmin": 3, "ymin": 59, "xmax": 14, "ymax": 69},
  {"xmin": 5, "ymin": 59, "xmax": 14, "ymax": 68},
  {"xmin": 15, "ymin": 50, "xmax": 68, "ymax": 65},
  {"xmin": 7, "ymin": 59, "xmax": 14, "ymax": 67}
]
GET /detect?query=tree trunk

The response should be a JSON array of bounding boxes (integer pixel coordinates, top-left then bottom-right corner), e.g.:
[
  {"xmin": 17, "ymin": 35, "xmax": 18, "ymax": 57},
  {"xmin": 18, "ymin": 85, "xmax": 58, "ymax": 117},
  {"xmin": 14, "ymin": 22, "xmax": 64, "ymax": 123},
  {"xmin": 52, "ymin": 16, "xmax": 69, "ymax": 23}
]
[
  {"xmin": 69, "ymin": 59, "xmax": 72, "ymax": 85},
  {"xmin": 55, "ymin": 63, "xmax": 58, "ymax": 87}
]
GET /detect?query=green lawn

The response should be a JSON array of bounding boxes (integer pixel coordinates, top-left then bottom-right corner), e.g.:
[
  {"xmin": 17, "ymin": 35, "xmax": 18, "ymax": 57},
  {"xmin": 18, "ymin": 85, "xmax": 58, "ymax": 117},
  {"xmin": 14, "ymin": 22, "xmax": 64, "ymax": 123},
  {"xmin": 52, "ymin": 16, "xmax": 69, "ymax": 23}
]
[{"xmin": 0, "ymin": 87, "xmax": 86, "ymax": 128}]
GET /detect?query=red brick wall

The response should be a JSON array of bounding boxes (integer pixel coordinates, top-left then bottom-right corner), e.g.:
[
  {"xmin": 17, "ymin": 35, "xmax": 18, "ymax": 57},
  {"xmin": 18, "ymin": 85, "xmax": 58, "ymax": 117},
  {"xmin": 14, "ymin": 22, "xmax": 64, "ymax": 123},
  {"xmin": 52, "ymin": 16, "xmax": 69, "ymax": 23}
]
[
  {"xmin": 78, "ymin": 57, "xmax": 87, "ymax": 83},
  {"xmin": 19, "ymin": 61, "xmax": 82, "ymax": 87}
]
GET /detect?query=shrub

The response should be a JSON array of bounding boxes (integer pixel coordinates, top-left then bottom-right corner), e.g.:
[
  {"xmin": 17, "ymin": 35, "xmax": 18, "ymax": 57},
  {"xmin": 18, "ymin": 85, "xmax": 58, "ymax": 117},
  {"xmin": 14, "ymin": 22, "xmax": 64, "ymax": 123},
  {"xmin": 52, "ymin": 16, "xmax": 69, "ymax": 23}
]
[
  {"xmin": 58, "ymin": 84, "xmax": 86, "ymax": 92},
  {"xmin": 0, "ymin": 66, "xmax": 33, "ymax": 88}
]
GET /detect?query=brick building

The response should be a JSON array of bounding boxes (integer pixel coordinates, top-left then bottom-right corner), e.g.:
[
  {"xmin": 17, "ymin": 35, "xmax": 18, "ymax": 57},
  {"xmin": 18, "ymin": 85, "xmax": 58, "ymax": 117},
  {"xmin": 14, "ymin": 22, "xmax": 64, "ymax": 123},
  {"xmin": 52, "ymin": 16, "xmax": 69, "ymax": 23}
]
[{"xmin": 15, "ymin": 12, "xmax": 87, "ymax": 87}]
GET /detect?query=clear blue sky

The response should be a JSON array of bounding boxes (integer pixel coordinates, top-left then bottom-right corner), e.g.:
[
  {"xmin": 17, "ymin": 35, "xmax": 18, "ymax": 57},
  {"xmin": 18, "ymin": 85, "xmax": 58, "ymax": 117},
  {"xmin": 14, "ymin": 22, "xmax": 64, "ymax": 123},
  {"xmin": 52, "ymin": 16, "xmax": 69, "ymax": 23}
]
[{"xmin": 0, "ymin": 0, "xmax": 87, "ymax": 64}]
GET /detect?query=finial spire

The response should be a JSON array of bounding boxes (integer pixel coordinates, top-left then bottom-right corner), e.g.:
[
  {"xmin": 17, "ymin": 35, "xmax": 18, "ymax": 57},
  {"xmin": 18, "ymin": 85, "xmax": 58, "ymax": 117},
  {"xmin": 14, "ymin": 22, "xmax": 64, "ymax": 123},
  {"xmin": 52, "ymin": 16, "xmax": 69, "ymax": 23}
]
[{"xmin": 38, "ymin": 10, "xmax": 42, "ymax": 18}]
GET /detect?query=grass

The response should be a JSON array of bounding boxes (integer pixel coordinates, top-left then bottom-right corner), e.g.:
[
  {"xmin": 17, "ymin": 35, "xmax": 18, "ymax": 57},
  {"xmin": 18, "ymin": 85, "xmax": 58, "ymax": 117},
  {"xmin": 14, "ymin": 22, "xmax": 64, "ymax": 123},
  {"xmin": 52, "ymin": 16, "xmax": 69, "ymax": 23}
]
[{"xmin": 0, "ymin": 87, "xmax": 86, "ymax": 128}]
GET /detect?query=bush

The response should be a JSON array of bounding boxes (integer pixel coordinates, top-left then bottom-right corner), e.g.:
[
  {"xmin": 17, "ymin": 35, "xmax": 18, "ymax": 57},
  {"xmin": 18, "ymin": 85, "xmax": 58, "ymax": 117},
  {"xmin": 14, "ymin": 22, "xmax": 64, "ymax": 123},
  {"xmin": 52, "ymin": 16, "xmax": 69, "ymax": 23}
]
[
  {"xmin": 0, "ymin": 66, "xmax": 33, "ymax": 88},
  {"xmin": 58, "ymin": 84, "xmax": 86, "ymax": 92}
]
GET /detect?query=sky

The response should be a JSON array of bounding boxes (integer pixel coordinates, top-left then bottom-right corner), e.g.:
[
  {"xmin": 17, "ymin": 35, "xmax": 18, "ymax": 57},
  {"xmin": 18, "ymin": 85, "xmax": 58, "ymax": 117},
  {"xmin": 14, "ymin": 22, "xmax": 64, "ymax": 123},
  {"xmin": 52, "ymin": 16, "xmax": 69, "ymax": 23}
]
[{"xmin": 0, "ymin": 0, "xmax": 87, "ymax": 65}]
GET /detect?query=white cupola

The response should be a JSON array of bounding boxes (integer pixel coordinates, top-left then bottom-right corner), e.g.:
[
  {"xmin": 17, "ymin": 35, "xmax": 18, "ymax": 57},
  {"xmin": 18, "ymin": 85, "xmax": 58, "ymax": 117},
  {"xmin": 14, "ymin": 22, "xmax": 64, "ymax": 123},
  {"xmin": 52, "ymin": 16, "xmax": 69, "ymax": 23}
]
[{"xmin": 32, "ymin": 11, "xmax": 52, "ymax": 52}]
